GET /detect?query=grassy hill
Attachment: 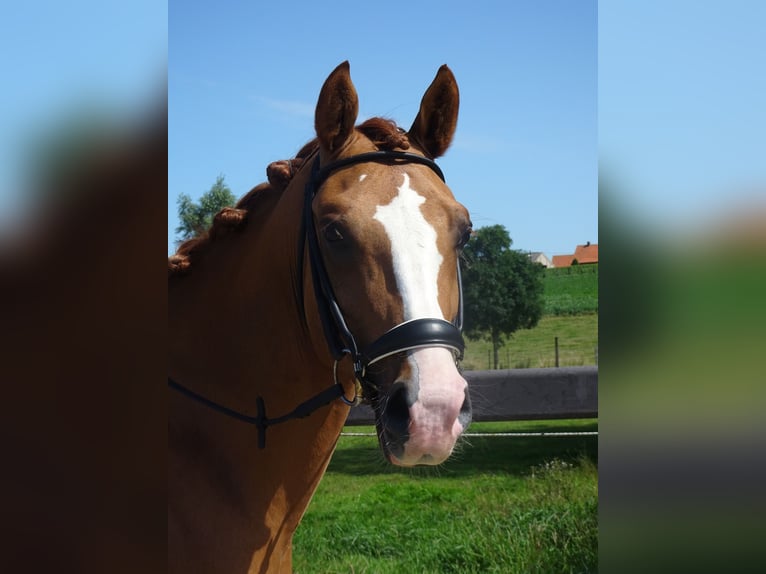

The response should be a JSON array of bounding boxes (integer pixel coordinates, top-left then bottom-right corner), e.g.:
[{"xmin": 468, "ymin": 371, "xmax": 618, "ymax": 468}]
[
  {"xmin": 462, "ymin": 264, "xmax": 598, "ymax": 369},
  {"xmin": 543, "ymin": 264, "xmax": 598, "ymax": 316},
  {"xmin": 462, "ymin": 314, "xmax": 597, "ymax": 369}
]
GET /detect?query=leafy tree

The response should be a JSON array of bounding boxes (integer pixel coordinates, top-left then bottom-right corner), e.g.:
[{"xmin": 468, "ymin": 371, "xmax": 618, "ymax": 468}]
[
  {"xmin": 175, "ymin": 175, "xmax": 236, "ymax": 242},
  {"xmin": 461, "ymin": 225, "xmax": 545, "ymax": 369}
]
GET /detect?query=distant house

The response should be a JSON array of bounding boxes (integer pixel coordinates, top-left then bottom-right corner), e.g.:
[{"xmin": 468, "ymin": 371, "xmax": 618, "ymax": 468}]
[
  {"xmin": 528, "ymin": 252, "xmax": 553, "ymax": 268},
  {"xmin": 573, "ymin": 242, "xmax": 599, "ymax": 264},
  {"xmin": 552, "ymin": 254, "xmax": 575, "ymax": 267},
  {"xmin": 552, "ymin": 242, "xmax": 598, "ymax": 267}
]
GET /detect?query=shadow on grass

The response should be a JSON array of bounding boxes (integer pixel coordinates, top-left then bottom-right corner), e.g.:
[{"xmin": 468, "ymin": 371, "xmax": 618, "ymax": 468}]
[{"xmin": 328, "ymin": 422, "xmax": 598, "ymax": 478}]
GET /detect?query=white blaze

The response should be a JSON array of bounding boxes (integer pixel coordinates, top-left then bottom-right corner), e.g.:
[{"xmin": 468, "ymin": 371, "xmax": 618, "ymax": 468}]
[
  {"xmin": 373, "ymin": 172, "xmax": 468, "ymax": 466},
  {"xmin": 373, "ymin": 173, "xmax": 444, "ymax": 320}
]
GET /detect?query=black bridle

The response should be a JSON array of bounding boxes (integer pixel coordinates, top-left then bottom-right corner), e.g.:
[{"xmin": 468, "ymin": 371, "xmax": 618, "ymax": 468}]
[
  {"xmin": 304, "ymin": 151, "xmax": 464, "ymax": 393},
  {"xmin": 169, "ymin": 150, "xmax": 464, "ymax": 448}
]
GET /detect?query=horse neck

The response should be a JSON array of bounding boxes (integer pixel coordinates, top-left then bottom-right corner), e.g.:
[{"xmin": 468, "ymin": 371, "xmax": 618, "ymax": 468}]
[
  {"xmin": 169, "ymin": 166, "xmax": 347, "ymax": 573},
  {"xmin": 169, "ymin": 167, "xmax": 325, "ymax": 395}
]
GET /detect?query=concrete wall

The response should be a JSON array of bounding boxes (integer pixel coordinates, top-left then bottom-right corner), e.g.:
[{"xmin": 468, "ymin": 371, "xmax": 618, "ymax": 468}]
[{"xmin": 345, "ymin": 366, "xmax": 598, "ymax": 425}]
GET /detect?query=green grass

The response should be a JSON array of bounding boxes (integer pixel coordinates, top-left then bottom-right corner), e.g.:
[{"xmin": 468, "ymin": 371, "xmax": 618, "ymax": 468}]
[
  {"xmin": 543, "ymin": 265, "xmax": 599, "ymax": 316},
  {"xmin": 462, "ymin": 313, "xmax": 598, "ymax": 370},
  {"xmin": 293, "ymin": 419, "xmax": 598, "ymax": 574},
  {"xmin": 292, "ymin": 265, "xmax": 600, "ymax": 571}
]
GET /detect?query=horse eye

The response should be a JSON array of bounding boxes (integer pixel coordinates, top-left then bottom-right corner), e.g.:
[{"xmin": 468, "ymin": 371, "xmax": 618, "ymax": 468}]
[{"xmin": 323, "ymin": 223, "xmax": 344, "ymax": 243}]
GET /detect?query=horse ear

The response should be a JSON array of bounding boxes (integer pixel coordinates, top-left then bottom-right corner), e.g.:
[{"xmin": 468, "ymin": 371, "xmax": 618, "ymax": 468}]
[
  {"xmin": 315, "ymin": 61, "xmax": 359, "ymax": 153},
  {"xmin": 408, "ymin": 65, "xmax": 459, "ymax": 159}
]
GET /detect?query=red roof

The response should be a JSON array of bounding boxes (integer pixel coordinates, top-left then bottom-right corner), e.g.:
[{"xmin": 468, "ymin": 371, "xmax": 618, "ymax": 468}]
[
  {"xmin": 552, "ymin": 243, "xmax": 598, "ymax": 267},
  {"xmin": 573, "ymin": 243, "xmax": 599, "ymax": 264},
  {"xmin": 552, "ymin": 254, "xmax": 574, "ymax": 267}
]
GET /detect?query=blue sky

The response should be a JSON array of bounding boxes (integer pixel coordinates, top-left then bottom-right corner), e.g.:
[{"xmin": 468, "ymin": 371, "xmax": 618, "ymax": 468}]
[
  {"xmin": 599, "ymin": 0, "xmax": 766, "ymax": 229},
  {"xmin": 0, "ymin": 1, "xmax": 166, "ymax": 228},
  {"xmin": 168, "ymin": 0, "xmax": 597, "ymax": 257},
  {"xmin": 2, "ymin": 2, "xmax": 761, "ymax": 259}
]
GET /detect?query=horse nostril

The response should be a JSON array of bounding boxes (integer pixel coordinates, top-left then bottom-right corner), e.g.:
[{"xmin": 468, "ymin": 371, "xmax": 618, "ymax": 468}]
[
  {"xmin": 384, "ymin": 382, "xmax": 411, "ymax": 441},
  {"xmin": 458, "ymin": 388, "xmax": 472, "ymax": 428}
]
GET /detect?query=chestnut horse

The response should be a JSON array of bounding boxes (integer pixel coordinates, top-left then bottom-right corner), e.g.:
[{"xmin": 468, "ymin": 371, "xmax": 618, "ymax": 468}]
[{"xmin": 169, "ymin": 62, "xmax": 472, "ymax": 573}]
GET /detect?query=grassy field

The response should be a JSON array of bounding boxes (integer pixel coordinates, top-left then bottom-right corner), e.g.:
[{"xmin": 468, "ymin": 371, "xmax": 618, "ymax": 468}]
[
  {"xmin": 543, "ymin": 265, "xmax": 598, "ymax": 316},
  {"xmin": 293, "ymin": 419, "xmax": 598, "ymax": 573},
  {"xmin": 460, "ymin": 264, "xmax": 598, "ymax": 370},
  {"xmin": 462, "ymin": 313, "xmax": 598, "ymax": 370},
  {"xmin": 292, "ymin": 264, "xmax": 599, "ymax": 572}
]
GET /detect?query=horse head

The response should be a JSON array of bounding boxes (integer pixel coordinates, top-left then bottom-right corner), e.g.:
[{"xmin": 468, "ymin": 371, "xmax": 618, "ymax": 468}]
[{"xmin": 309, "ymin": 62, "xmax": 472, "ymax": 466}]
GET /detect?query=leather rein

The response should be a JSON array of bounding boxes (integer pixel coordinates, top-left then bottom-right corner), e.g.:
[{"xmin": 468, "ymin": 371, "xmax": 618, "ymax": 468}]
[{"xmin": 169, "ymin": 150, "xmax": 464, "ymax": 448}]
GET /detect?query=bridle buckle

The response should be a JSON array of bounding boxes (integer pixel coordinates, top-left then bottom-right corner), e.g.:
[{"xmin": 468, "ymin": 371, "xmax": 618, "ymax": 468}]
[{"xmin": 333, "ymin": 350, "xmax": 362, "ymax": 406}]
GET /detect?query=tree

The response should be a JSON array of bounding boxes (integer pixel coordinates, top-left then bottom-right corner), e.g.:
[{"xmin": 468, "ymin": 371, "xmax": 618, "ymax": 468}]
[
  {"xmin": 175, "ymin": 175, "xmax": 236, "ymax": 242},
  {"xmin": 461, "ymin": 225, "xmax": 545, "ymax": 369}
]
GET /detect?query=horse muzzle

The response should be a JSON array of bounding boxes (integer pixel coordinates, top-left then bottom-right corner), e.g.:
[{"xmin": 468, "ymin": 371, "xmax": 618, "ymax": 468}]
[{"xmin": 373, "ymin": 347, "xmax": 472, "ymax": 466}]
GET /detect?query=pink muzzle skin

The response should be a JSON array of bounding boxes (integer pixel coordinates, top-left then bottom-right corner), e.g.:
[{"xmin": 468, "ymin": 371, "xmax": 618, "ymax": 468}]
[{"xmin": 380, "ymin": 348, "xmax": 471, "ymax": 466}]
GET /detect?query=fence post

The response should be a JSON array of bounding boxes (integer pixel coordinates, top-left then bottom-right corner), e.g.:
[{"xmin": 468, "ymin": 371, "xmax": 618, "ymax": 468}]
[{"xmin": 554, "ymin": 337, "xmax": 559, "ymax": 368}]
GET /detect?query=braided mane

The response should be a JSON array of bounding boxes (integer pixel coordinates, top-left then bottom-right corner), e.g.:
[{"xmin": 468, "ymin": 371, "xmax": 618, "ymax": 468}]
[{"xmin": 168, "ymin": 118, "xmax": 409, "ymax": 276}]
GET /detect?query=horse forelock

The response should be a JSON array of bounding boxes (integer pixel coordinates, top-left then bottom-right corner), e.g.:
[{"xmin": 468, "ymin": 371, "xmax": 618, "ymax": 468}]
[{"xmin": 356, "ymin": 117, "xmax": 410, "ymax": 151}]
